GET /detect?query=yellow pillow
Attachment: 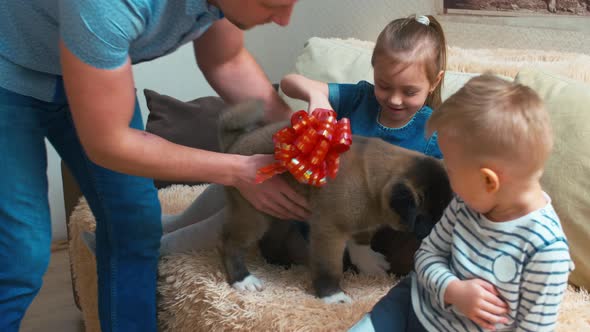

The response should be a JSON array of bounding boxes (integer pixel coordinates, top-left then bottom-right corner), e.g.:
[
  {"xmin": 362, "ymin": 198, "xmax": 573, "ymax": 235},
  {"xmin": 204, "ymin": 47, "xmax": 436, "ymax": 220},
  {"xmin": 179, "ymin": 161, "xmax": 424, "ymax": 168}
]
[{"xmin": 515, "ymin": 68, "xmax": 590, "ymax": 289}]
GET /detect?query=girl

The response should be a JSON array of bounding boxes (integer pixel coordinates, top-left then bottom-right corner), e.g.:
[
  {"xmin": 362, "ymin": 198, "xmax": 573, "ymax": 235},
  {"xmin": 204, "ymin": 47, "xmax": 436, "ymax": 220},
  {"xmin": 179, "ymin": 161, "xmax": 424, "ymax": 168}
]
[{"xmin": 281, "ymin": 14, "xmax": 446, "ymax": 159}]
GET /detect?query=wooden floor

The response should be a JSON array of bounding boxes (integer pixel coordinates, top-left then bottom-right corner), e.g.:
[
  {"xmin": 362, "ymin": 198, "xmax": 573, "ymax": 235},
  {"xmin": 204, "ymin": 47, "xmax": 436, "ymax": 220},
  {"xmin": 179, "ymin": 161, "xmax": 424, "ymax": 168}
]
[{"xmin": 20, "ymin": 248, "xmax": 84, "ymax": 332}]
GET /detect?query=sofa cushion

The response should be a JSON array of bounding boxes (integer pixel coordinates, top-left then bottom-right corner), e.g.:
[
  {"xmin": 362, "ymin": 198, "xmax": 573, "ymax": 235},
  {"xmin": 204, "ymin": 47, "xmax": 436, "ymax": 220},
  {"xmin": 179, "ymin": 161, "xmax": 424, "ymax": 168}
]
[
  {"xmin": 144, "ymin": 89, "xmax": 226, "ymax": 188},
  {"xmin": 515, "ymin": 68, "xmax": 590, "ymax": 289}
]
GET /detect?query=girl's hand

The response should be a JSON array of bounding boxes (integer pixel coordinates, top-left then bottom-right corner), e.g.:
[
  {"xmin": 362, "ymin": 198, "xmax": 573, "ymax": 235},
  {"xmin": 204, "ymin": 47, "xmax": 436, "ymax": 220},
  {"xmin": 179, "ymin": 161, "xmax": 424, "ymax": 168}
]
[
  {"xmin": 263, "ymin": 105, "xmax": 292, "ymax": 123},
  {"xmin": 307, "ymin": 92, "xmax": 333, "ymax": 113},
  {"xmin": 444, "ymin": 279, "xmax": 510, "ymax": 330},
  {"xmin": 233, "ymin": 154, "xmax": 311, "ymax": 220}
]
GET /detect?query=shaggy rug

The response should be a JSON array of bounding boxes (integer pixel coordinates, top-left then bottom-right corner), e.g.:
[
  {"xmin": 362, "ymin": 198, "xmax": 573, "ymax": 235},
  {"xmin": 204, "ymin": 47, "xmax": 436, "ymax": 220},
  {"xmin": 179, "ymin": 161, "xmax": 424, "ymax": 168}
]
[{"xmin": 69, "ymin": 185, "xmax": 590, "ymax": 332}]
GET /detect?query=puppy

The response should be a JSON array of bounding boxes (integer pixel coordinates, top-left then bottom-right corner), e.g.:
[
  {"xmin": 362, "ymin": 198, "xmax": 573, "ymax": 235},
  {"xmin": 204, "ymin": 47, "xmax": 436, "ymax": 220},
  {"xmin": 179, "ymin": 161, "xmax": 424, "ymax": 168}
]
[{"xmin": 218, "ymin": 101, "xmax": 452, "ymax": 303}]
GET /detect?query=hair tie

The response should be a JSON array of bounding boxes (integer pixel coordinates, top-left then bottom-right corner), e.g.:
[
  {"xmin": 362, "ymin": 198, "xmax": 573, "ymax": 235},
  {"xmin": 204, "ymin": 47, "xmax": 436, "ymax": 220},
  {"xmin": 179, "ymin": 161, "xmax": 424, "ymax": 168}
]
[{"xmin": 415, "ymin": 15, "xmax": 430, "ymax": 26}]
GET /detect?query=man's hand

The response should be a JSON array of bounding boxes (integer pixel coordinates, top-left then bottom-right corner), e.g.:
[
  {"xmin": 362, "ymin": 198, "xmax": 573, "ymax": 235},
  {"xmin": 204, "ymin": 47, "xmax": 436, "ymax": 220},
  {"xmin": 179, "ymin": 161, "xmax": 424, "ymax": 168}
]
[
  {"xmin": 234, "ymin": 154, "xmax": 310, "ymax": 220},
  {"xmin": 444, "ymin": 279, "xmax": 509, "ymax": 330}
]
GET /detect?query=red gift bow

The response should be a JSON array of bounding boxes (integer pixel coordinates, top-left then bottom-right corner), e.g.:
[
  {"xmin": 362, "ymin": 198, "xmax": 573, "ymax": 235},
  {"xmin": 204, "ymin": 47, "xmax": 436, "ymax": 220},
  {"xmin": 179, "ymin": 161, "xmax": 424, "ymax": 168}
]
[{"xmin": 255, "ymin": 108, "xmax": 352, "ymax": 187}]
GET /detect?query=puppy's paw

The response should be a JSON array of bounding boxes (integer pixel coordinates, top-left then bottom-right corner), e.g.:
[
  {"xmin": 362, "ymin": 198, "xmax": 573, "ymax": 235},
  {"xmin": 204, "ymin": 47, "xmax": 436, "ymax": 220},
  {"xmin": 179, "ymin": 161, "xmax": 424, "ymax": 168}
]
[
  {"xmin": 348, "ymin": 242, "xmax": 390, "ymax": 276},
  {"xmin": 322, "ymin": 292, "xmax": 352, "ymax": 304},
  {"xmin": 232, "ymin": 275, "xmax": 264, "ymax": 292}
]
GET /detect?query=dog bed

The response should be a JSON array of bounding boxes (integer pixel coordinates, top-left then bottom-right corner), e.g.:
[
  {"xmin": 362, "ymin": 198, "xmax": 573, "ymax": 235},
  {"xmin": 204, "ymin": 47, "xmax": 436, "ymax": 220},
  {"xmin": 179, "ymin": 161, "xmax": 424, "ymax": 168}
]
[{"xmin": 68, "ymin": 185, "xmax": 590, "ymax": 331}]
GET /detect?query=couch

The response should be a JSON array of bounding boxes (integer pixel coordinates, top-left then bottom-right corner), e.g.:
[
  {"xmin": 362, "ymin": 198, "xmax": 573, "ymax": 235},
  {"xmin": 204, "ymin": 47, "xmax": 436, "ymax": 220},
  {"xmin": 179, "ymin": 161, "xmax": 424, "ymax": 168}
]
[{"xmin": 64, "ymin": 37, "xmax": 590, "ymax": 331}]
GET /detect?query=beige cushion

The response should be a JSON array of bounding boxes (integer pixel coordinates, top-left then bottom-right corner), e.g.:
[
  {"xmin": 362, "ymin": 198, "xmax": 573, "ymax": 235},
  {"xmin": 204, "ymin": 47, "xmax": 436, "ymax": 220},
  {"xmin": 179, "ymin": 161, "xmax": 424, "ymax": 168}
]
[
  {"xmin": 279, "ymin": 37, "xmax": 506, "ymax": 112},
  {"xmin": 515, "ymin": 68, "xmax": 590, "ymax": 290}
]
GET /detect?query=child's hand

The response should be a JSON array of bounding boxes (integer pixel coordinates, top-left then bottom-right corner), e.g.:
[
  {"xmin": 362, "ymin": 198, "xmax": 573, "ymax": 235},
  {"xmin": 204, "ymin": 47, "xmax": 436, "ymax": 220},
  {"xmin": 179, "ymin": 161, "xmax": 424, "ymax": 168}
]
[
  {"xmin": 307, "ymin": 92, "xmax": 333, "ymax": 113},
  {"xmin": 444, "ymin": 279, "xmax": 509, "ymax": 330}
]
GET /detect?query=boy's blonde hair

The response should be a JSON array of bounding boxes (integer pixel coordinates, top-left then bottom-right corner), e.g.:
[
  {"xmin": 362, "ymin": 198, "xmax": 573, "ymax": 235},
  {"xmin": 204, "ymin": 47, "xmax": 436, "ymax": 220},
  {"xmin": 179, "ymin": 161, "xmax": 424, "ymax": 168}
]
[
  {"xmin": 427, "ymin": 74, "xmax": 553, "ymax": 174},
  {"xmin": 372, "ymin": 15, "xmax": 447, "ymax": 110}
]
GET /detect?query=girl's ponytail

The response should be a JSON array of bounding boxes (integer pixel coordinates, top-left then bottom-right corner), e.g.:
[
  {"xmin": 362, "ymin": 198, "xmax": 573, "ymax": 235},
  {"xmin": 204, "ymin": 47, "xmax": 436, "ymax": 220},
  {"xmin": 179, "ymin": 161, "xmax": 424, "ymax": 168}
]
[{"xmin": 424, "ymin": 15, "xmax": 447, "ymax": 110}]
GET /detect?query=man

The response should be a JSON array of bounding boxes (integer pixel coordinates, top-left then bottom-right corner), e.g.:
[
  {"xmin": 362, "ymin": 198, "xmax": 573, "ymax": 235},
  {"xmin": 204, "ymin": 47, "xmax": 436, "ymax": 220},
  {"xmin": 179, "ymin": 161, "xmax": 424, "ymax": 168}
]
[{"xmin": 0, "ymin": 0, "xmax": 306, "ymax": 331}]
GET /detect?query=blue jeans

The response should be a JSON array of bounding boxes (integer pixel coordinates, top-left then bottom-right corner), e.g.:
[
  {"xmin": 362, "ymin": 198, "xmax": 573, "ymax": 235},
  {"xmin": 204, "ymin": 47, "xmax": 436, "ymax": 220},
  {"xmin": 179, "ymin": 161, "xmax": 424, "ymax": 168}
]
[
  {"xmin": 0, "ymin": 86, "xmax": 162, "ymax": 331},
  {"xmin": 369, "ymin": 277, "xmax": 427, "ymax": 332}
]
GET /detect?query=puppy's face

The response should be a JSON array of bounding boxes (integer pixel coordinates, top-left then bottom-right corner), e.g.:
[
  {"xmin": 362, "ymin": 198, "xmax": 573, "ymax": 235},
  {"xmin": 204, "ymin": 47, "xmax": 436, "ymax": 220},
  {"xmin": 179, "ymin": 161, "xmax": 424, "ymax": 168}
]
[{"xmin": 389, "ymin": 158, "xmax": 452, "ymax": 239}]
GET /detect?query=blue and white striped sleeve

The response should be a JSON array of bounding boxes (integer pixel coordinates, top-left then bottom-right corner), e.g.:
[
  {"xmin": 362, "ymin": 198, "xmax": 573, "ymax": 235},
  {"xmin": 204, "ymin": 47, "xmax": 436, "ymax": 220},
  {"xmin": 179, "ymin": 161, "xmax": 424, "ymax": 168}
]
[
  {"xmin": 414, "ymin": 198, "xmax": 460, "ymax": 308},
  {"xmin": 516, "ymin": 240, "xmax": 572, "ymax": 332}
]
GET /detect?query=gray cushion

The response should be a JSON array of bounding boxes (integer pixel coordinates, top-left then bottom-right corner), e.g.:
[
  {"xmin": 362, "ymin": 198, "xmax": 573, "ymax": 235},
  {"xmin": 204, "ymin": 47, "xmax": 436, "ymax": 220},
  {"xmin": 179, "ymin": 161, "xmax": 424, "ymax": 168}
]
[{"xmin": 144, "ymin": 89, "xmax": 226, "ymax": 188}]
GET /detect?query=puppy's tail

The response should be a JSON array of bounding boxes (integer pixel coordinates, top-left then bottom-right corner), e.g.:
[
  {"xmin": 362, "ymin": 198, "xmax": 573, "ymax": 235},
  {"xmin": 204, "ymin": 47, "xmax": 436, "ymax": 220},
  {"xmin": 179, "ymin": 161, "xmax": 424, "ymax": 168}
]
[{"xmin": 218, "ymin": 99, "xmax": 266, "ymax": 152}]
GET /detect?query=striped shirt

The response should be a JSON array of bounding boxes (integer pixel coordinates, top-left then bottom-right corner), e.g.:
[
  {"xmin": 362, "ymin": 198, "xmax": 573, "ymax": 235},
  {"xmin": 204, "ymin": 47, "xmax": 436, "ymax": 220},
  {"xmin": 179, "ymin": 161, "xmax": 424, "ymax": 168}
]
[{"xmin": 412, "ymin": 195, "xmax": 574, "ymax": 332}]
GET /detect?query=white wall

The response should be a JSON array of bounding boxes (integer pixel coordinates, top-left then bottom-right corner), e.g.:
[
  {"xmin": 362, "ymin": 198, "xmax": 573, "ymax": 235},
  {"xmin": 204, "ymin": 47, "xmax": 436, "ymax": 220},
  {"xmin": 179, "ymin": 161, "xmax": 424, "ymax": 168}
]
[
  {"xmin": 47, "ymin": 144, "xmax": 66, "ymax": 240},
  {"xmin": 49, "ymin": 0, "xmax": 589, "ymax": 240},
  {"xmin": 132, "ymin": 45, "xmax": 218, "ymax": 121}
]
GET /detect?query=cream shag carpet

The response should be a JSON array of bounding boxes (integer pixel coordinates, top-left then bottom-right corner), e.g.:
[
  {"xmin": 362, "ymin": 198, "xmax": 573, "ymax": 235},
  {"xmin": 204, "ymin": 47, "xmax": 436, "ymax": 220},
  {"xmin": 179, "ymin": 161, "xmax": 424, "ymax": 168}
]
[{"xmin": 69, "ymin": 185, "xmax": 590, "ymax": 332}]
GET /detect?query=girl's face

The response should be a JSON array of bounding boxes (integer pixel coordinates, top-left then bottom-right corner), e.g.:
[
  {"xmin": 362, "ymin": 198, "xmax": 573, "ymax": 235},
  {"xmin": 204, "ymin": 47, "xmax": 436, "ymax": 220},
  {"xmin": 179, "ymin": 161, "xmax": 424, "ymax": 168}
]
[{"xmin": 373, "ymin": 59, "xmax": 434, "ymax": 128}]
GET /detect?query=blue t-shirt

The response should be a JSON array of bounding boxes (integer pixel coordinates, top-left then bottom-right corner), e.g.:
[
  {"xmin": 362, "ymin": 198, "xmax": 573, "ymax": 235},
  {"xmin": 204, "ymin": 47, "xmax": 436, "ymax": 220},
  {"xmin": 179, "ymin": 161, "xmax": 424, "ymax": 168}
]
[
  {"xmin": 0, "ymin": 0, "xmax": 223, "ymax": 102},
  {"xmin": 328, "ymin": 81, "xmax": 442, "ymax": 159}
]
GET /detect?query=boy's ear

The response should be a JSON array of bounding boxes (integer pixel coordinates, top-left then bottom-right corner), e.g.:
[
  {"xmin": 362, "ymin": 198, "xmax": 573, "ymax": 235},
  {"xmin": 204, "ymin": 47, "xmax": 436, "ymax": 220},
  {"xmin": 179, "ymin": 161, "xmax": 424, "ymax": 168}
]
[
  {"xmin": 480, "ymin": 168, "xmax": 500, "ymax": 193},
  {"xmin": 389, "ymin": 182, "xmax": 418, "ymax": 230}
]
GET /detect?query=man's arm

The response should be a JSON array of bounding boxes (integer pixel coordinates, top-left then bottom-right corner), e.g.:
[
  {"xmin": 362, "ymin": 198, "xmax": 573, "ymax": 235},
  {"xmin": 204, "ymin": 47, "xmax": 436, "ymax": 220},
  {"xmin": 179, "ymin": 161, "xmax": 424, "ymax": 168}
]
[
  {"xmin": 60, "ymin": 40, "xmax": 260, "ymax": 186},
  {"xmin": 191, "ymin": 18, "xmax": 310, "ymax": 220},
  {"xmin": 194, "ymin": 19, "xmax": 291, "ymax": 122}
]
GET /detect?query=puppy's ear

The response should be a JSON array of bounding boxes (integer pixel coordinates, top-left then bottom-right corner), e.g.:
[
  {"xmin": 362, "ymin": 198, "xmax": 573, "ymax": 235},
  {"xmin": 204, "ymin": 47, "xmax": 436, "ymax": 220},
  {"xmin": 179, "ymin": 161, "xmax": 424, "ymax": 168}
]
[{"xmin": 389, "ymin": 182, "xmax": 418, "ymax": 231}]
